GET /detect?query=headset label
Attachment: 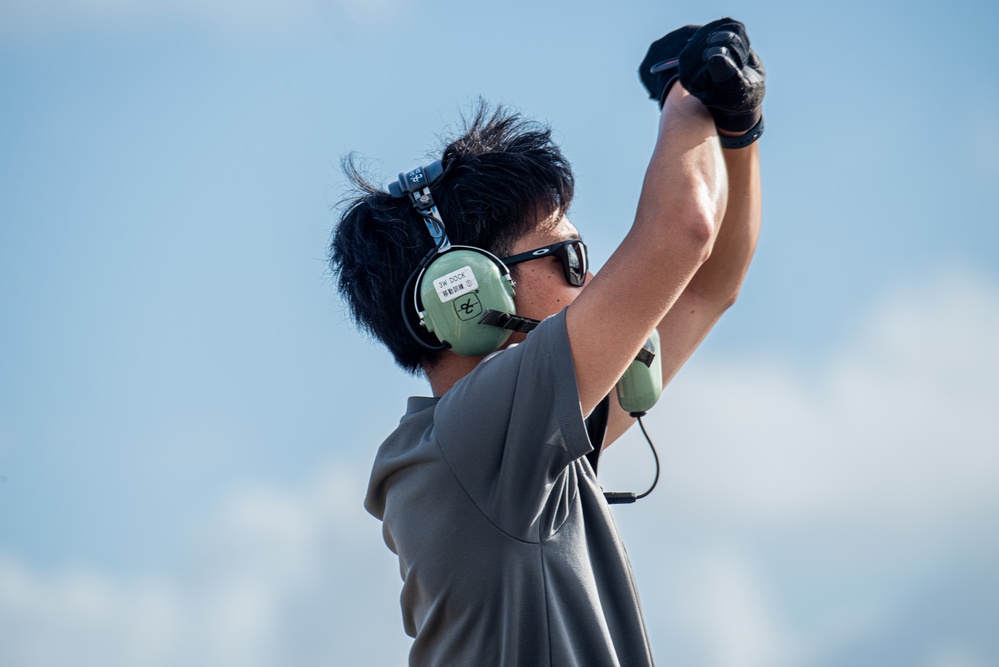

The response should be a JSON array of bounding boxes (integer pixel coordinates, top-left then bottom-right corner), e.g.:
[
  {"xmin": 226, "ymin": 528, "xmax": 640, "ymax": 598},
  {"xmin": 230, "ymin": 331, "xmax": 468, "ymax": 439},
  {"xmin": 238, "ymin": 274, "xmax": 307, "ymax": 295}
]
[{"xmin": 433, "ymin": 265, "xmax": 478, "ymax": 303}]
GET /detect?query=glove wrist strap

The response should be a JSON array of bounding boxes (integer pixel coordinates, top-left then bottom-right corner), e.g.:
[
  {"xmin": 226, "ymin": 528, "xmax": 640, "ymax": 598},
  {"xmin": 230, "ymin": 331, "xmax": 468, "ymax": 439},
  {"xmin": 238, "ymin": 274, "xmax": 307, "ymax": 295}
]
[{"xmin": 719, "ymin": 115, "xmax": 764, "ymax": 149}]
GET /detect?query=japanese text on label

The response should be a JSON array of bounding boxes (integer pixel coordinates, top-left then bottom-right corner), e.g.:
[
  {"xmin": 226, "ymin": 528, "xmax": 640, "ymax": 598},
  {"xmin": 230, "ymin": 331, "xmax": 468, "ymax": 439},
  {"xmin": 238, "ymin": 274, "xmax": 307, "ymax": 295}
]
[{"xmin": 434, "ymin": 265, "xmax": 479, "ymax": 303}]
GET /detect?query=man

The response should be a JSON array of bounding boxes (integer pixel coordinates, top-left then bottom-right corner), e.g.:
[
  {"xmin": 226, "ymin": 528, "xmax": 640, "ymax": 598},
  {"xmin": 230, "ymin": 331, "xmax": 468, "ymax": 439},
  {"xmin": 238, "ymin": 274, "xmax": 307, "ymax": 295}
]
[{"xmin": 329, "ymin": 18, "xmax": 764, "ymax": 665}]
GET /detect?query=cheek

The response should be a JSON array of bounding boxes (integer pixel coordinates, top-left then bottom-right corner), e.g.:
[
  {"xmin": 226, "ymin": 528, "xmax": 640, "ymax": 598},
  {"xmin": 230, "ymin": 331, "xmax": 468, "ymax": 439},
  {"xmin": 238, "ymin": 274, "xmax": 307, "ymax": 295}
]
[{"xmin": 510, "ymin": 264, "xmax": 578, "ymax": 318}]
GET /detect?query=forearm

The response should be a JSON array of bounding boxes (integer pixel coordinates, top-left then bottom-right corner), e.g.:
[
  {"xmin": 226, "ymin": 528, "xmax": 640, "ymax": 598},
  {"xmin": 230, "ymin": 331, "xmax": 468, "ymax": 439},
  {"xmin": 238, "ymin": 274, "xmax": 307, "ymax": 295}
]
[
  {"xmin": 682, "ymin": 140, "xmax": 761, "ymax": 305},
  {"xmin": 637, "ymin": 91, "xmax": 728, "ymax": 244}
]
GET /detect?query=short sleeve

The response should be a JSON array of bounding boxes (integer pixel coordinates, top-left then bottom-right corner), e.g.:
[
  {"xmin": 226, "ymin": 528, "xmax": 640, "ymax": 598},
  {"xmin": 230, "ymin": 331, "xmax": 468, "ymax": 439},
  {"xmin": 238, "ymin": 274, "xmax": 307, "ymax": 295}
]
[{"xmin": 434, "ymin": 308, "xmax": 594, "ymax": 542}]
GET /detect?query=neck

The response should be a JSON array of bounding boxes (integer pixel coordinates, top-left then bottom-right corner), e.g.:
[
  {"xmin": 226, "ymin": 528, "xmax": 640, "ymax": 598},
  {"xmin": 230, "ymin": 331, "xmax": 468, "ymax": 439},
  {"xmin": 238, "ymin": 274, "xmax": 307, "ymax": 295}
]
[
  {"xmin": 423, "ymin": 332, "xmax": 527, "ymax": 397},
  {"xmin": 425, "ymin": 352, "xmax": 485, "ymax": 398}
]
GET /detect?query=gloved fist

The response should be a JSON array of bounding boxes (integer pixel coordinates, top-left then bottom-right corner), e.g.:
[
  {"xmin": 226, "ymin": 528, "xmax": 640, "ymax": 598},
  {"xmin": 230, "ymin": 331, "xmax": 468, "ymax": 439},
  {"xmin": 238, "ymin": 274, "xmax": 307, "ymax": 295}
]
[
  {"xmin": 638, "ymin": 24, "xmax": 699, "ymax": 108},
  {"xmin": 678, "ymin": 18, "xmax": 765, "ymax": 133}
]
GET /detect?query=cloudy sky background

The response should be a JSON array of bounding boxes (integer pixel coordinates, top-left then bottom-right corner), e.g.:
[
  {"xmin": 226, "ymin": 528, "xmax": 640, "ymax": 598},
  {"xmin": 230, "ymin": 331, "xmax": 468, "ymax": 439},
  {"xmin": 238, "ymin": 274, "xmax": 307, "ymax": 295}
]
[{"xmin": 1, "ymin": 0, "xmax": 997, "ymax": 665}]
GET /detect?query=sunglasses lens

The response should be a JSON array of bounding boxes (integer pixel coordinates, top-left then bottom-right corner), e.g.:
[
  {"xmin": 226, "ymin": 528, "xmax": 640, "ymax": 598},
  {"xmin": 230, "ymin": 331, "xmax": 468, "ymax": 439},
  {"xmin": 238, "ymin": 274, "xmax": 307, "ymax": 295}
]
[{"xmin": 564, "ymin": 241, "xmax": 586, "ymax": 286}]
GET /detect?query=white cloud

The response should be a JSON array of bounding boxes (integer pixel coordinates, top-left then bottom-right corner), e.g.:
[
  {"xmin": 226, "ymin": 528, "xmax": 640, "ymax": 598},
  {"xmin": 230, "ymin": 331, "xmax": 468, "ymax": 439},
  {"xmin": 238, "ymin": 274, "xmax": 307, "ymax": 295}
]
[
  {"xmin": 667, "ymin": 548, "xmax": 797, "ymax": 667},
  {"xmin": 0, "ymin": 561, "xmax": 184, "ymax": 667},
  {"xmin": 1, "ymin": 268, "xmax": 997, "ymax": 667},
  {"xmin": 0, "ymin": 467, "xmax": 411, "ymax": 667},
  {"xmin": 602, "ymin": 267, "xmax": 999, "ymax": 665},
  {"xmin": 603, "ymin": 267, "xmax": 999, "ymax": 536}
]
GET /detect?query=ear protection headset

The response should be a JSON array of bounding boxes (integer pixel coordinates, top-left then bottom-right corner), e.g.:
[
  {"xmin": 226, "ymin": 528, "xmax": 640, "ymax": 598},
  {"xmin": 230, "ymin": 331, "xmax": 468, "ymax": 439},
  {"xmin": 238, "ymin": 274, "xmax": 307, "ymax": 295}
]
[{"xmin": 389, "ymin": 160, "xmax": 531, "ymax": 357}]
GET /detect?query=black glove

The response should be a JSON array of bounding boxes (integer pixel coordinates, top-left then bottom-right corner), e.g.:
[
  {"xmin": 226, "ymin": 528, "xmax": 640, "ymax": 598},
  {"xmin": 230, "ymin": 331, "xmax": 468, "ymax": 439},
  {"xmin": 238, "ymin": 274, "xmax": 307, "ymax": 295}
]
[
  {"xmin": 678, "ymin": 18, "xmax": 765, "ymax": 133},
  {"xmin": 638, "ymin": 24, "xmax": 699, "ymax": 108}
]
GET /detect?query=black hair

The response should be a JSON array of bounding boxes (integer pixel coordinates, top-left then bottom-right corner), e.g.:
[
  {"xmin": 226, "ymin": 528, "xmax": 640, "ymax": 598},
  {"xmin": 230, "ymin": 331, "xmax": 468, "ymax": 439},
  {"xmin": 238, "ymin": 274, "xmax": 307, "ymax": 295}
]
[{"xmin": 328, "ymin": 101, "xmax": 575, "ymax": 375}]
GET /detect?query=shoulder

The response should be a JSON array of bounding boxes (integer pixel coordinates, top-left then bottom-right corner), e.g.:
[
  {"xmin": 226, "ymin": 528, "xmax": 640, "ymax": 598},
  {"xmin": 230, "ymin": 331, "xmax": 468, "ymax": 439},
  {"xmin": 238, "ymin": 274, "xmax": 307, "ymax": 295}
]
[
  {"xmin": 363, "ymin": 398, "xmax": 439, "ymax": 520},
  {"xmin": 443, "ymin": 310, "xmax": 571, "ymax": 399}
]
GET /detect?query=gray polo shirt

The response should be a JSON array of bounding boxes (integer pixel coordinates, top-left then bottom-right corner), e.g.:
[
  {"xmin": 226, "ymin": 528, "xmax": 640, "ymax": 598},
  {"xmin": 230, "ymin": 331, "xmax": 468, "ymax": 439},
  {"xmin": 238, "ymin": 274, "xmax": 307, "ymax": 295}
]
[{"xmin": 365, "ymin": 310, "xmax": 653, "ymax": 666}]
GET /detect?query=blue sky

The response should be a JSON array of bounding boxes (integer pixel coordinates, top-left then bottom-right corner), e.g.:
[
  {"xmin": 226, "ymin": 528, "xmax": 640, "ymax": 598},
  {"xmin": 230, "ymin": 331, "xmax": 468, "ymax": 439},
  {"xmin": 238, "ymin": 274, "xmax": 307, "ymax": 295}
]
[{"xmin": 1, "ymin": 0, "xmax": 998, "ymax": 665}]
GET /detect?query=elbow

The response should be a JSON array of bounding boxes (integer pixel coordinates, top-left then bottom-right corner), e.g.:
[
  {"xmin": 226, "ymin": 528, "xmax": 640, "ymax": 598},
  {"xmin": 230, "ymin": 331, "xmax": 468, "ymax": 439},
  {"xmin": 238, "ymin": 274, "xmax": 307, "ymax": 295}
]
[
  {"xmin": 683, "ymin": 211, "xmax": 717, "ymax": 265},
  {"xmin": 685, "ymin": 180, "xmax": 725, "ymax": 259},
  {"xmin": 720, "ymin": 287, "xmax": 740, "ymax": 312}
]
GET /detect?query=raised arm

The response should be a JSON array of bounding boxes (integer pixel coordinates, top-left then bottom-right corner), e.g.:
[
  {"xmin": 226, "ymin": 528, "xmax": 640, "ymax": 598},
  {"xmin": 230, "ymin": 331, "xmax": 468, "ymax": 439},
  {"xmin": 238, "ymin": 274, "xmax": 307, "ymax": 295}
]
[
  {"xmin": 565, "ymin": 84, "xmax": 726, "ymax": 417},
  {"xmin": 654, "ymin": 134, "xmax": 760, "ymax": 380},
  {"xmin": 601, "ymin": 18, "xmax": 764, "ymax": 447}
]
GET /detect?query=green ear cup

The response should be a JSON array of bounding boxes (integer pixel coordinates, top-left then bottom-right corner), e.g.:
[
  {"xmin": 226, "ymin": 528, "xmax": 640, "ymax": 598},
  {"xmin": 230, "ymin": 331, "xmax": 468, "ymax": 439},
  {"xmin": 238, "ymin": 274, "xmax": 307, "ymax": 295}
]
[
  {"xmin": 616, "ymin": 329, "xmax": 663, "ymax": 416},
  {"xmin": 418, "ymin": 248, "xmax": 517, "ymax": 356}
]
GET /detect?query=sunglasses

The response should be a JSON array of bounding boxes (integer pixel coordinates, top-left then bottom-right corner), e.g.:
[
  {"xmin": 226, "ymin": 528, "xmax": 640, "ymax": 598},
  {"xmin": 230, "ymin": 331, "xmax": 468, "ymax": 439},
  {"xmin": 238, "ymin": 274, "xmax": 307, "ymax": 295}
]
[{"xmin": 501, "ymin": 238, "xmax": 588, "ymax": 287}]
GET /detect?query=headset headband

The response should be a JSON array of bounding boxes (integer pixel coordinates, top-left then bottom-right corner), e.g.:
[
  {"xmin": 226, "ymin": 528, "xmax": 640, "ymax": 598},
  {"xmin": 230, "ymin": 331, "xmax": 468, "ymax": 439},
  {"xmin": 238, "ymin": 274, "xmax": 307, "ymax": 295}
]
[{"xmin": 387, "ymin": 161, "xmax": 450, "ymax": 251}]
